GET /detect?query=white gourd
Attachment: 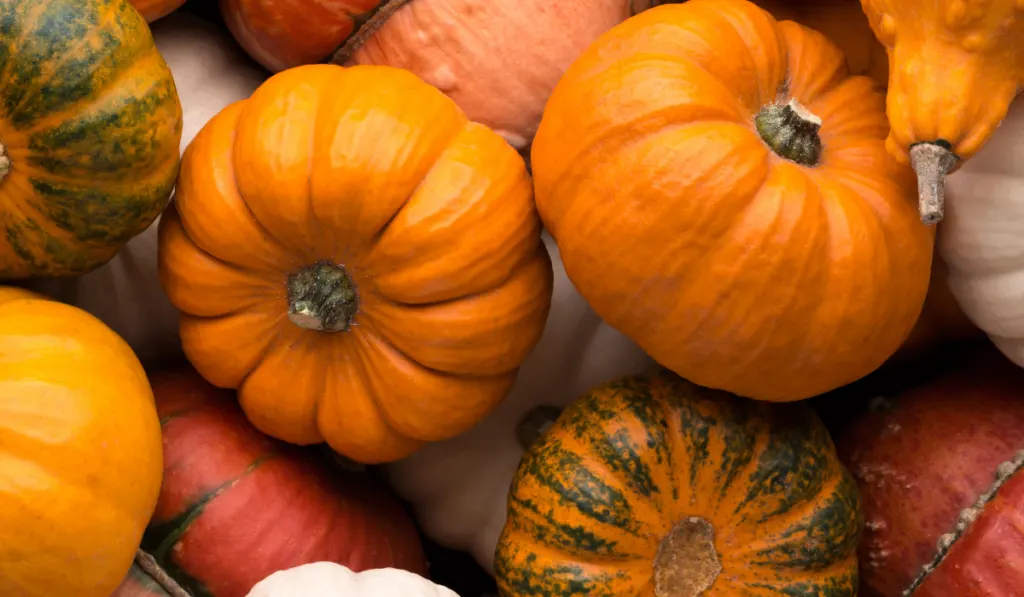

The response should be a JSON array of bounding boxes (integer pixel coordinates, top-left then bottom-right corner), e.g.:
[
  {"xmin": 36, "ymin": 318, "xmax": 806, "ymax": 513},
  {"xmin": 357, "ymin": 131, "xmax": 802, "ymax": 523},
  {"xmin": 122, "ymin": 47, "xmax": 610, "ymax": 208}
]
[
  {"xmin": 19, "ymin": 12, "xmax": 268, "ymax": 367},
  {"xmin": 245, "ymin": 563, "xmax": 458, "ymax": 597},
  {"xmin": 382, "ymin": 233, "xmax": 660, "ymax": 575},
  {"xmin": 939, "ymin": 98, "xmax": 1024, "ymax": 366}
]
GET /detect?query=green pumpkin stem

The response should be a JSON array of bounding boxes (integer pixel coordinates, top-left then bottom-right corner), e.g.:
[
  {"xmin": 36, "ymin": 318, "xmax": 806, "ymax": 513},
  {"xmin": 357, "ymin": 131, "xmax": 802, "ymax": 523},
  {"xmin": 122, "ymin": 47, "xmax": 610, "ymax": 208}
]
[
  {"xmin": 909, "ymin": 141, "xmax": 959, "ymax": 226},
  {"xmin": 654, "ymin": 517, "xmax": 722, "ymax": 597},
  {"xmin": 755, "ymin": 99, "xmax": 823, "ymax": 166},
  {"xmin": 134, "ymin": 550, "xmax": 192, "ymax": 597},
  {"xmin": 328, "ymin": 0, "xmax": 415, "ymax": 65},
  {"xmin": 0, "ymin": 142, "xmax": 10, "ymax": 183},
  {"xmin": 516, "ymin": 405, "xmax": 564, "ymax": 451},
  {"xmin": 287, "ymin": 261, "xmax": 359, "ymax": 332}
]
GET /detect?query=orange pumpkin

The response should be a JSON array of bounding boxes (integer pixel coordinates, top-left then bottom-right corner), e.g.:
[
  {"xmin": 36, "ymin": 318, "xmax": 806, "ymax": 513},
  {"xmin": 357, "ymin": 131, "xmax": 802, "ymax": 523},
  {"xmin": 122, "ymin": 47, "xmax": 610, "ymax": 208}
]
[
  {"xmin": 158, "ymin": 64, "xmax": 552, "ymax": 465},
  {"xmin": 0, "ymin": 287, "xmax": 163, "ymax": 597},
  {"xmin": 860, "ymin": 0, "xmax": 1023, "ymax": 224},
  {"xmin": 131, "ymin": 0, "xmax": 186, "ymax": 22},
  {"xmin": 531, "ymin": 0, "xmax": 934, "ymax": 402}
]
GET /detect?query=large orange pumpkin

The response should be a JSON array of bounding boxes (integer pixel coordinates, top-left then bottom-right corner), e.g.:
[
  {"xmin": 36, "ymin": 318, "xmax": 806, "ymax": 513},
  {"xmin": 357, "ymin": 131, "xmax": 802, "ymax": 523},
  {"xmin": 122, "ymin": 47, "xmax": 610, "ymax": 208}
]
[
  {"xmin": 531, "ymin": 0, "xmax": 934, "ymax": 402},
  {"xmin": 158, "ymin": 64, "xmax": 552, "ymax": 464},
  {"xmin": 0, "ymin": 287, "xmax": 164, "ymax": 597}
]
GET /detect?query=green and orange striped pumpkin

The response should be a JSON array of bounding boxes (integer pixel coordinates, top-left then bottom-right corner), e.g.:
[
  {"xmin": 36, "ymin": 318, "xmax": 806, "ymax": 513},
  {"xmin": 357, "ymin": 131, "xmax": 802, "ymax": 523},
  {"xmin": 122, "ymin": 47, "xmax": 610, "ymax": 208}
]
[
  {"xmin": 496, "ymin": 372, "xmax": 862, "ymax": 597},
  {"xmin": 0, "ymin": 0, "xmax": 181, "ymax": 279},
  {"xmin": 142, "ymin": 368, "xmax": 427, "ymax": 597}
]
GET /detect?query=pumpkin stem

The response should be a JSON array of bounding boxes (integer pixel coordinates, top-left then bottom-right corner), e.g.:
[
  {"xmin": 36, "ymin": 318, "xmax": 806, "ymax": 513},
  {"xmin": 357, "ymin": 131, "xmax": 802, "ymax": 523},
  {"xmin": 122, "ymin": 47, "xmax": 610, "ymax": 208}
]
[
  {"xmin": 516, "ymin": 405, "xmax": 563, "ymax": 450},
  {"xmin": 0, "ymin": 141, "xmax": 10, "ymax": 184},
  {"xmin": 653, "ymin": 517, "xmax": 722, "ymax": 597},
  {"xmin": 909, "ymin": 142, "xmax": 959, "ymax": 226},
  {"xmin": 287, "ymin": 261, "xmax": 359, "ymax": 332},
  {"xmin": 135, "ymin": 550, "xmax": 193, "ymax": 597},
  {"xmin": 328, "ymin": 0, "xmax": 416, "ymax": 65},
  {"xmin": 754, "ymin": 99, "xmax": 823, "ymax": 166}
]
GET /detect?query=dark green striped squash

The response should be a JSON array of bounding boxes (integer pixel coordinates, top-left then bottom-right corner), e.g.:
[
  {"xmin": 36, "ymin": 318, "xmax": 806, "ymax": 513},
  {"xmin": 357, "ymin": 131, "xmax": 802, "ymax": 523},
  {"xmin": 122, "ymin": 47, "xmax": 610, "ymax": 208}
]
[
  {"xmin": 496, "ymin": 372, "xmax": 862, "ymax": 597},
  {"xmin": 142, "ymin": 367, "xmax": 427, "ymax": 597},
  {"xmin": 0, "ymin": 0, "xmax": 181, "ymax": 278}
]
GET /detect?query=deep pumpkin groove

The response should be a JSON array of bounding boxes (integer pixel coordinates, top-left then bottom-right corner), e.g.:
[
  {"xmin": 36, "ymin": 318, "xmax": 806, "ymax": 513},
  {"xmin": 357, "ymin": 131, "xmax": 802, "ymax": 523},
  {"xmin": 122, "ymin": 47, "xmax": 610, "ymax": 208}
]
[{"xmin": 903, "ymin": 451, "xmax": 1024, "ymax": 596}]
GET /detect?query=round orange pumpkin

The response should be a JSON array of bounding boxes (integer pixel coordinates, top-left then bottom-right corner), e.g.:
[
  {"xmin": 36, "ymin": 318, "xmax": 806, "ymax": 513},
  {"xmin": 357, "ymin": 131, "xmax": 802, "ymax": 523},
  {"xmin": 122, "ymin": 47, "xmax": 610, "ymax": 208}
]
[
  {"xmin": 0, "ymin": 287, "xmax": 164, "ymax": 597},
  {"xmin": 158, "ymin": 64, "xmax": 553, "ymax": 465},
  {"xmin": 496, "ymin": 372, "xmax": 862, "ymax": 597},
  {"xmin": 531, "ymin": 0, "xmax": 934, "ymax": 402}
]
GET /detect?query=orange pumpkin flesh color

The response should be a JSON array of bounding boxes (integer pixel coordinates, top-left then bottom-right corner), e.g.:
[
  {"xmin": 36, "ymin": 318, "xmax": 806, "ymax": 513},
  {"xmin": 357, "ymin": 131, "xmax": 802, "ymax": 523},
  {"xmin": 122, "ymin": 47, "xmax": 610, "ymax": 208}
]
[
  {"xmin": 158, "ymin": 64, "xmax": 552, "ymax": 465},
  {"xmin": 0, "ymin": 287, "xmax": 164, "ymax": 597},
  {"xmin": 860, "ymin": 0, "xmax": 1024, "ymax": 224},
  {"xmin": 531, "ymin": 0, "xmax": 934, "ymax": 403}
]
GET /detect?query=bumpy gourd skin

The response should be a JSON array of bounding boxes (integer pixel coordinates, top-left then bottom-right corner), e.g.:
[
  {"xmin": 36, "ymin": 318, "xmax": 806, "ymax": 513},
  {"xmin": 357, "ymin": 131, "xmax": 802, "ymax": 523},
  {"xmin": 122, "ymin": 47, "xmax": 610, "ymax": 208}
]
[{"xmin": 861, "ymin": 0, "xmax": 1023, "ymax": 165}]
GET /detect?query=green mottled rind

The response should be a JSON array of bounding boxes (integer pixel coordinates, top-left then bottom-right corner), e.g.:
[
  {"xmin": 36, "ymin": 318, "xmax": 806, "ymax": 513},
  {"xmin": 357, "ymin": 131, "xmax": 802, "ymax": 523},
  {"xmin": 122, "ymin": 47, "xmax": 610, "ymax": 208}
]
[
  {"xmin": 0, "ymin": 0, "xmax": 182, "ymax": 278},
  {"xmin": 495, "ymin": 372, "xmax": 861, "ymax": 597}
]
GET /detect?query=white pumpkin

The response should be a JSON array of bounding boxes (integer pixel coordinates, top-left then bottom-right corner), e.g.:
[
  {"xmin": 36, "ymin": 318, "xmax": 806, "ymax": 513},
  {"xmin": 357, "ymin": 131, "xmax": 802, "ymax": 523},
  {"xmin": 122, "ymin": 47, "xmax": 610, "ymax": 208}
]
[
  {"xmin": 939, "ymin": 98, "xmax": 1024, "ymax": 366},
  {"xmin": 246, "ymin": 562, "xmax": 458, "ymax": 597},
  {"xmin": 19, "ymin": 13, "xmax": 268, "ymax": 368},
  {"xmin": 382, "ymin": 234, "xmax": 660, "ymax": 575}
]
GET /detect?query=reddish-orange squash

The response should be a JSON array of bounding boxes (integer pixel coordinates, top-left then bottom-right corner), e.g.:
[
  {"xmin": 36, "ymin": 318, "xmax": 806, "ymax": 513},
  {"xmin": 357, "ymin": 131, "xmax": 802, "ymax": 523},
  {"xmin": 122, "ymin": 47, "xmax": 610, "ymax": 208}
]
[
  {"xmin": 131, "ymin": 0, "xmax": 186, "ymax": 22},
  {"xmin": 531, "ymin": 0, "xmax": 933, "ymax": 403},
  {"xmin": 859, "ymin": 0, "xmax": 1024, "ymax": 224},
  {"xmin": 158, "ymin": 64, "xmax": 552, "ymax": 464},
  {"xmin": 141, "ymin": 367, "xmax": 428, "ymax": 597},
  {"xmin": 838, "ymin": 349, "xmax": 1024, "ymax": 597},
  {"xmin": 220, "ymin": 0, "xmax": 656, "ymax": 150}
]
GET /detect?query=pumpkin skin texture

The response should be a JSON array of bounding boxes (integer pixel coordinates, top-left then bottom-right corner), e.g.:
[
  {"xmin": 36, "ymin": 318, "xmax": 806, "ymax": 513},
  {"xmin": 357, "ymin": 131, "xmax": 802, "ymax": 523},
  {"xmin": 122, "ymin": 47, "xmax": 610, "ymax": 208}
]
[
  {"xmin": 143, "ymin": 368, "xmax": 428, "ymax": 597},
  {"xmin": 495, "ymin": 372, "xmax": 862, "ymax": 597},
  {"xmin": 132, "ymin": 0, "xmax": 187, "ymax": 22},
  {"xmin": 531, "ymin": 0, "xmax": 934, "ymax": 403},
  {"xmin": 158, "ymin": 63, "xmax": 552, "ymax": 465},
  {"xmin": 860, "ymin": 0, "xmax": 1023, "ymax": 224},
  {"xmin": 383, "ymin": 233, "xmax": 660, "ymax": 575},
  {"xmin": 751, "ymin": 0, "xmax": 887, "ymax": 87},
  {"xmin": 937, "ymin": 99, "xmax": 1024, "ymax": 368},
  {"xmin": 246, "ymin": 563, "xmax": 458, "ymax": 597},
  {"xmin": 0, "ymin": 0, "xmax": 182, "ymax": 279},
  {"xmin": 19, "ymin": 12, "xmax": 268, "ymax": 368},
  {"xmin": 837, "ymin": 349, "xmax": 1024, "ymax": 597},
  {"xmin": 0, "ymin": 287, "xmax": 163, "ymax": 597}
]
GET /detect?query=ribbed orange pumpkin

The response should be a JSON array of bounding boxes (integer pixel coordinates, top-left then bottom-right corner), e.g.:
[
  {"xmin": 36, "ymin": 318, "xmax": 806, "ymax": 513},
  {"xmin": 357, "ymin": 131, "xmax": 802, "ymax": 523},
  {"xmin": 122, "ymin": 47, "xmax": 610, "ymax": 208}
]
[
  {"xmin": 158, "ymin": 64, "xmax": 552, "ymax": 464},
  {"xmin": 531, "ymin": 0, "xmax": 934, "ymax": 402}
]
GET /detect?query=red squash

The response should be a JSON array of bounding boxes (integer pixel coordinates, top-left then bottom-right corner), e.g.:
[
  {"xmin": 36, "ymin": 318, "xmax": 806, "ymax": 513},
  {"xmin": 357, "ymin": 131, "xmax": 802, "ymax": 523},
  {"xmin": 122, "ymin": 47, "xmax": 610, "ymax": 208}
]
[
  {"xmin": 141, "ymin": 368, "xmax": 427, "ymax": 597},
  {"xmin": 837, "ymin": 348, "xmax": 1024, "ymax": 597}
]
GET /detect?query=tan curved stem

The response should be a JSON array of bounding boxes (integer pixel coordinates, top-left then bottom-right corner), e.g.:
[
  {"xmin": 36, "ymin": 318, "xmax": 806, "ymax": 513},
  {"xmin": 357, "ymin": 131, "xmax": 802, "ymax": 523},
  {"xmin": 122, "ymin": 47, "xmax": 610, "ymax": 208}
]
[
  {"xmin": 134, "ymin": 550, "xmax": 192, "ymax": 597},
  {"xmin": 328, "ymin": 0, "xmax": 416, "ymax": 66},
  {"xmin": 910, "ymin": 143, "xmax": 959, "ymax": 226}
]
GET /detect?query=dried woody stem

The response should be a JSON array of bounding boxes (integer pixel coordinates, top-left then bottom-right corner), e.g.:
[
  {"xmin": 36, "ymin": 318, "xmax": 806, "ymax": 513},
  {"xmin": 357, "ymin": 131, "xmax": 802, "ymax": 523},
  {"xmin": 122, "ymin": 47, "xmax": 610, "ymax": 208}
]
[
  {"xmin": 135, "ymin": 550, "xmax": 192, "ymax": 597},
  {"xmin": 329, "ymin": 0, "xmax": 416, "ymax": 66}
]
